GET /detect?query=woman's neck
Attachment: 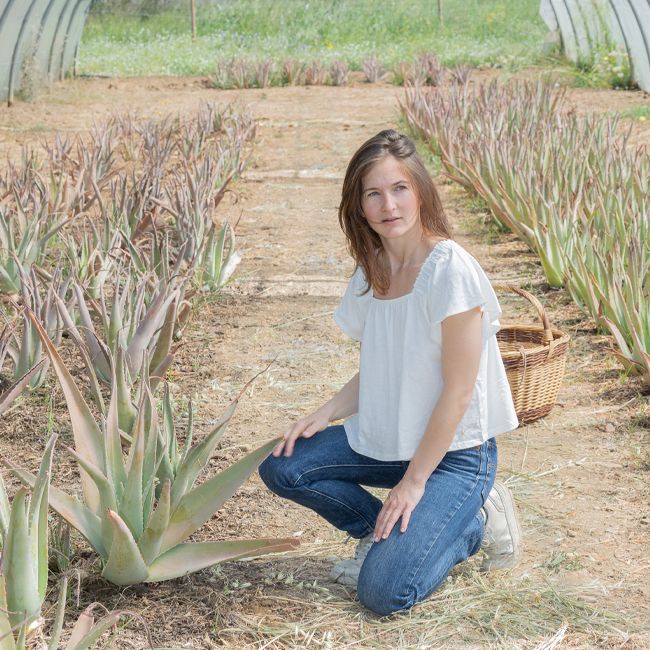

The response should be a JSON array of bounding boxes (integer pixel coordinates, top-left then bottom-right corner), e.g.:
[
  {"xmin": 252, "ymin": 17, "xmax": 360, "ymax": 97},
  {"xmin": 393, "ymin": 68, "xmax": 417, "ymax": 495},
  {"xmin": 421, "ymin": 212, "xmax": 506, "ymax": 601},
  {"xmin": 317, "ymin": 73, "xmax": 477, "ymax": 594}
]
[{"xmin": 380, "ymin": 234, "xmax": 443, "ymax": 273}]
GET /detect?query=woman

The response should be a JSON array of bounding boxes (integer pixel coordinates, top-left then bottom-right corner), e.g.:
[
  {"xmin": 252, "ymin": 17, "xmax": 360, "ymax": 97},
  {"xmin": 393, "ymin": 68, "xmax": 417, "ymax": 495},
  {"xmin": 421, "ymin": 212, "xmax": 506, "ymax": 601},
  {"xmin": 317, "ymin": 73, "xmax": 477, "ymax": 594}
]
[{"xmin": 259, "ymin": 129, "xmax": 521, "ymax": 616}]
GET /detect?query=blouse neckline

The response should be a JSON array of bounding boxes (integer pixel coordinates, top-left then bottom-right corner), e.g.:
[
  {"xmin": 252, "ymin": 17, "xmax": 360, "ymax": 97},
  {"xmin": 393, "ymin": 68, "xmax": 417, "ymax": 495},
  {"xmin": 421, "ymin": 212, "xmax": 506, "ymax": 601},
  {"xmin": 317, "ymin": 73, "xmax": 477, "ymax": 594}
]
[{"xmin": 370, "ymin": 239, "xmax": 453, "ymax": 303}]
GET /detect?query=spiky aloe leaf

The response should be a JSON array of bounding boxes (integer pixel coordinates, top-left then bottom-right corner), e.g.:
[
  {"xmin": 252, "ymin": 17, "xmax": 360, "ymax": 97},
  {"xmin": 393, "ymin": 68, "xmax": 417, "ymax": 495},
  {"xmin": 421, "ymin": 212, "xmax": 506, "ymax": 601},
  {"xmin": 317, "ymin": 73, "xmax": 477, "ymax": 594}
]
[
  {"xmin": 149, "ymin": 298, "xmax": 176, "ymax": 377},
  {"xmin": 54, "ymin": 294, "xmax": 106, "ymax": 412},
  {"xmin": 66, "ymin": 446, "xmax": 118, "ymax": 547},
  {"xmin": 119, "ymin": 396, "xmax": 146, "ymax": 540},
  {"xmin": 4, "ymin": 461, "xmax": 106, "ymax": 560},
  {"xmin": 0, "ymin": 577, "xmax": 16, "ymax": 650},
  {"xmin": 137, "ymin": 479, "xmax": 171, "ymax": 565},
  {"xmin": 125, "ymin": 286, "xmax": 178, "ymax": 379},
  {"xmin": 170, "ymin": 398, "xmax": 237, "ymax": 508},
  {"xmin": 105, "ymin": 357, "xmax": 127, "ymax": 503},
  {"xmin": 115, "ymin": 347, "xmax": 136, "ymax": 435},
  {"xmin": 2, "ymin": 489, "xmax": 40, "ymax": 629},
  {"xmin": 27, "ymin": 433, "xmax": 56, "ymax": 602},
  {"xmin": 147, "ymin": 537, "xmax": 300, "ymax": 583},
  {"xmin": 102, "ymin": 510, "xmax": 148, "ymax": 586},
  {"xmin": 66, "ymin": 606, "xmax": 128, "ymax": 650},
  {"xmin": 72, "ymin": 284, "xmax": 110, "ymax": 383},
  {"xmin": 160, "ymin": 437, "xmax": 280, "ymax": 553},
  {"xmin": 24, "ymin": 308, "xmax": 104, "ymax": 511},
  {"xmin": 0, "ymin": 474, "xmax": 9, "ymax": 543},
  {"xmin": 46, "ymin": 576, "xmax": 68, "ymax": 650},
  {"xmin": 0, "ymin": 359, "xmax": 46, "ymax": 417}
]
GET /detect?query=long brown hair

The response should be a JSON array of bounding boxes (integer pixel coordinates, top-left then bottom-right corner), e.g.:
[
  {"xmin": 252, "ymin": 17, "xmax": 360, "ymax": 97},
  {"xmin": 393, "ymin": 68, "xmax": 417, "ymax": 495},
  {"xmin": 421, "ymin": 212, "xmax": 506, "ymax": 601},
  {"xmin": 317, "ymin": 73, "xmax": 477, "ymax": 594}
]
[{"xmin": 338, "ymin": 129, "xmax": 451, "ymax": 295}]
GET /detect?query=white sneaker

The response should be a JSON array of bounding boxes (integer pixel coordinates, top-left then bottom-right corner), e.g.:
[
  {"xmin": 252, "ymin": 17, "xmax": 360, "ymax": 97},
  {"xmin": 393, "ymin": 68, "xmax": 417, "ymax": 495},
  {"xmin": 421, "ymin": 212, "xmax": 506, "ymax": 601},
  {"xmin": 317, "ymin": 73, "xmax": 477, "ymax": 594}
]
[
  {"xmin": 330, "ymin": 534, "xmax": 374, "ymax": 586},
  {"xmin": 481, "ymin": 481, "xmax": 522, "ymax": 570}
]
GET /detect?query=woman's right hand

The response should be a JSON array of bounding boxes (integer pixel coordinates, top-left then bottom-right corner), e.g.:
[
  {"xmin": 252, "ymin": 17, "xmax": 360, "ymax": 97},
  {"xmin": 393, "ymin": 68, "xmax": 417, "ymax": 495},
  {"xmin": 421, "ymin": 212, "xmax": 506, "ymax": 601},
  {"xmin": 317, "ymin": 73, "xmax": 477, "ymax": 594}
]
[{"xmin": 273, "ymin": 408, "xmax": 331, "ymax": 457}]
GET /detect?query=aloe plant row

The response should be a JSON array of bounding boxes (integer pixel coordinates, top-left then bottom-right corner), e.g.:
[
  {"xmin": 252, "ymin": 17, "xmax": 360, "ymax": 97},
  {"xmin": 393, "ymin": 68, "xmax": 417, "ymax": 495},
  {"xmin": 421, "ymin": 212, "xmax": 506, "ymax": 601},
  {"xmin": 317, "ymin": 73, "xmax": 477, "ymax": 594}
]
[
  {"xmin": 4, "ymin": 311, "xmax": 298, "ymax": 587},
  {"xmin": 401, "ymin": 79, "xmax": 650, "ymax": 383}
]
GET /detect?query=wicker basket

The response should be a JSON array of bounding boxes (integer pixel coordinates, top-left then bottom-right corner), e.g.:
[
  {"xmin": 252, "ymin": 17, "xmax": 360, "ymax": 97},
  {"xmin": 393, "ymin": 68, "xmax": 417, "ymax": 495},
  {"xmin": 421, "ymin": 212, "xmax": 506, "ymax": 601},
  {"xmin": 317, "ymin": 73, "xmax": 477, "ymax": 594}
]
[{"xmin": 494, "ymin": 285, "xmax": 570, "ymax": 425}]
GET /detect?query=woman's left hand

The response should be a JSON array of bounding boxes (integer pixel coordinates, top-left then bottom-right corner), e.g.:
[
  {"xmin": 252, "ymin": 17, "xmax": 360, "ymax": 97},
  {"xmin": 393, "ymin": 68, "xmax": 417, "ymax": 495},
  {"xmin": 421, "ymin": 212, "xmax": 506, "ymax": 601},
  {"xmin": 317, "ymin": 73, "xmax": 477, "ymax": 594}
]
[{"xmin": 373, "ymin": 477, "xmax": 425, "ymax": 542}]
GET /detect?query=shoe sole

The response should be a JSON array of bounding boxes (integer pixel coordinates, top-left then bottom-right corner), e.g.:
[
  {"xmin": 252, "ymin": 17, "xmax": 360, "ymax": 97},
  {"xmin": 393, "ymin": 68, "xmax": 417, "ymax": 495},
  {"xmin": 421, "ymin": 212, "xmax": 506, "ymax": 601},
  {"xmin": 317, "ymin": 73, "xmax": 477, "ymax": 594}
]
[{"xmin": 482, "ymin": 482, "xmax": 523, "ymax": 571}]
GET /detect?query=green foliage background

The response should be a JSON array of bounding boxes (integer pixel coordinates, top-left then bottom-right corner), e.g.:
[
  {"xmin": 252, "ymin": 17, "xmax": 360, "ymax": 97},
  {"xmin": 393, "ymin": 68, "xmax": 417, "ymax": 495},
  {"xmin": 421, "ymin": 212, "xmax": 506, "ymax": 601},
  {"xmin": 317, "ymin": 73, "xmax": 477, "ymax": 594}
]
[{"xmin": 81, "ymin": 0, "xmax": 548, "ymax": 76}]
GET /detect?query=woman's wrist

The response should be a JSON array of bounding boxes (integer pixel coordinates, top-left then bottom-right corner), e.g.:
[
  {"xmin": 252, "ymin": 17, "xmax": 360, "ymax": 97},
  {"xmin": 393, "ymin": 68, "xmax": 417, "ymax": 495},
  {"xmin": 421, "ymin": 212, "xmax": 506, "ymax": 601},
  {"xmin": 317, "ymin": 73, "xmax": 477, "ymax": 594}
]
[
  {"xmin": 315, "ymin": 402, "xmax": 335, "ymax": 424},
  {"xmin": 402, "ymin": 467, "xmax": 429, "ymax": 489}
]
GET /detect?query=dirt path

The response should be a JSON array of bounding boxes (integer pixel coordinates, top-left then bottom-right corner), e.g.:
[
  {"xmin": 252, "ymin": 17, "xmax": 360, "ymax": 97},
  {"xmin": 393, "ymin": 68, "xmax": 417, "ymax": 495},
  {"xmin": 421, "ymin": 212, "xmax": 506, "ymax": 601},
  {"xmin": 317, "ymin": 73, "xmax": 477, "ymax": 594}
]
[{"xmin": 0, "ymin": 77, "xmax": 649, "ymax": 648}]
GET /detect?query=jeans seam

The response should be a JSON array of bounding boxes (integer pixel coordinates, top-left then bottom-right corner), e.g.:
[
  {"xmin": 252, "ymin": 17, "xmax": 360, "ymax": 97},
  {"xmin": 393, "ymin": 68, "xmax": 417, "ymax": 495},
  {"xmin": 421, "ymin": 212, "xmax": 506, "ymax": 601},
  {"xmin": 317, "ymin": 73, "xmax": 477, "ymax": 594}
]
[
  {"xmin": 404, "ymin": 444, "xmax": 487, "ymax": 601},
  {"xmin": 293, "ymin": 463, "xmax": 404, "ymax": 487},
  {"xmin": 301, "ymin": 485, "xmax": 377, "ymax": 533}
]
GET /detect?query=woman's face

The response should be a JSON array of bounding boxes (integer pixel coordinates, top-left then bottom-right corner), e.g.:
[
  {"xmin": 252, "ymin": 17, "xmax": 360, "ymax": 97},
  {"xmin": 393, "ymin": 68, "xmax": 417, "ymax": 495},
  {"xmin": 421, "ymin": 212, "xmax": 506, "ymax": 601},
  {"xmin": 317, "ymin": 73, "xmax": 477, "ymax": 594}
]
[{"xmin": 360, "ymin": 155, "xmax": 422, "ymax": 242}]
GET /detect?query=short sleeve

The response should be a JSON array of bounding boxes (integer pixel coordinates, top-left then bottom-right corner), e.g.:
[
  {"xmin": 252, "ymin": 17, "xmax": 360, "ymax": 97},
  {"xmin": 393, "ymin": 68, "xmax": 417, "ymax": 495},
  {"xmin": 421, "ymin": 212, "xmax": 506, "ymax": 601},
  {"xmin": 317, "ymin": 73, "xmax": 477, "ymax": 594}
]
[
  {"xmin": 334, "ymin": 267, "xmax": 371, "ymax": 341},
  {"xmin": 425, "ymin": 244, "xmax": 502, "ymax": 335}
]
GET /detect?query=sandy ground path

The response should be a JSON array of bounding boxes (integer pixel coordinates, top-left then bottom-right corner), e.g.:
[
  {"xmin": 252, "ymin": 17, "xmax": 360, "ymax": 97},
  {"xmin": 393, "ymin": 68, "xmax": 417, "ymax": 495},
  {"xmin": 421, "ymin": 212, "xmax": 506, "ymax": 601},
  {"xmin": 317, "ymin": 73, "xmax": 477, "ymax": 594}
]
[{"xmin": 0, "ymin": 77, "xmax": 648, "ymax": 648}]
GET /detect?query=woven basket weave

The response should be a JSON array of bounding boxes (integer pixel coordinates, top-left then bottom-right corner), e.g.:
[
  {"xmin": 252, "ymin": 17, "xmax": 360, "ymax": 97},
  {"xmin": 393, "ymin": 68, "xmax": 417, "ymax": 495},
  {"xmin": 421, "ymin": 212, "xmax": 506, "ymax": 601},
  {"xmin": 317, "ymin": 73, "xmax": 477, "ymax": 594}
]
[{"xmin": 494, "ymin": 285, "xmax": 570, "ymax": 425}]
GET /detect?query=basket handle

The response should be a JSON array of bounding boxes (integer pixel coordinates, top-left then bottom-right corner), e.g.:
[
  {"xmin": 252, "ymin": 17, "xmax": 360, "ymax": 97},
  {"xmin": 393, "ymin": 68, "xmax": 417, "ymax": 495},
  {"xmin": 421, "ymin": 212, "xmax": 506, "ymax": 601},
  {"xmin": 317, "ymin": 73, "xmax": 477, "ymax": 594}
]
[{"xmin": 492, "ymin": 284, "xmax": 555, "ymax": 344}]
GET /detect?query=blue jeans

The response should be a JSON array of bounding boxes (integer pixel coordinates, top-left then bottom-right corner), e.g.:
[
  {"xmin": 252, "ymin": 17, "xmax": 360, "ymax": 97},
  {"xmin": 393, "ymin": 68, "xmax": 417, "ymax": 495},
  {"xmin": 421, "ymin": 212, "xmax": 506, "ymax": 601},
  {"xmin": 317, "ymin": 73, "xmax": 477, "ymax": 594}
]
[{"xmin": 259, "ymin": 425, "xmax": 497, "ymax": 616}]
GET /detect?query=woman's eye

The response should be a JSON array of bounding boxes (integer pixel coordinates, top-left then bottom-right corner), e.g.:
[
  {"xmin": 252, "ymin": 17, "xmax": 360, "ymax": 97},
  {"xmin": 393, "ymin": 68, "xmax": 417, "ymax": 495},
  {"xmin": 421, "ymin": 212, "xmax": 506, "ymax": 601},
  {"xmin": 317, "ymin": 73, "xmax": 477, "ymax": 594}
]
[{"xmin": 395, "ymin": 185, "xmax": 407, "ymax": 191}]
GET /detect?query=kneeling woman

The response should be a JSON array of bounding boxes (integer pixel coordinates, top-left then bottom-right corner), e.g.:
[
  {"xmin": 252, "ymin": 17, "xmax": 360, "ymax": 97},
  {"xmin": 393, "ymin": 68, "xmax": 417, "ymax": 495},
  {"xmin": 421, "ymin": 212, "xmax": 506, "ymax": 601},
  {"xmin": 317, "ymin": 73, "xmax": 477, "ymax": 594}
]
[{"xmin": 259, "ymin": 129, "xmax": 521, "ymax": 616}]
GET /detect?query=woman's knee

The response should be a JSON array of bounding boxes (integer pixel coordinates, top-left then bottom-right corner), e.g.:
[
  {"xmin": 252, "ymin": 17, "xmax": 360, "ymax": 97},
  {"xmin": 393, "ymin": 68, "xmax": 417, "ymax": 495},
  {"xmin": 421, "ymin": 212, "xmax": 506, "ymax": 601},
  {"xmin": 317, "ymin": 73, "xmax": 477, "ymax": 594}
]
[
  {"xmin": 356, "ymin": 563, "xmax": 413, "ymax": 616},
  {"xmin": 258, "ymin": 454, "xmax": 298, "ymax": 496}
]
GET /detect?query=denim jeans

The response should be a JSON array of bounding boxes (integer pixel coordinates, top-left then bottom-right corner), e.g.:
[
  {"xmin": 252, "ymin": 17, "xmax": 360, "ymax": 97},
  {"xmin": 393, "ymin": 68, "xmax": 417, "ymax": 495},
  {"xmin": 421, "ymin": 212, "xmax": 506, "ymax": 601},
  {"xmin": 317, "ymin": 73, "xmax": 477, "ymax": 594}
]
[{"xmin": 259, "ymin": 425, "xmax": 497, "ymax": 616}]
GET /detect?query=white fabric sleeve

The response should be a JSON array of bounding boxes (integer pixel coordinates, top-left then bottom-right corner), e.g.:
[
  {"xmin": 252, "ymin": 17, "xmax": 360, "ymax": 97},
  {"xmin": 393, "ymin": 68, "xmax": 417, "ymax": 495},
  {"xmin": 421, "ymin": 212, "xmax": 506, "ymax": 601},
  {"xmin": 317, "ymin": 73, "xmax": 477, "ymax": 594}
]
[
  {"xmin": 334, "ymin": 267, "xmax": 370, "ymax": 341},
  {"xmin": 427, "ymin": 246, "xmax": 502, "ymax": 335}
]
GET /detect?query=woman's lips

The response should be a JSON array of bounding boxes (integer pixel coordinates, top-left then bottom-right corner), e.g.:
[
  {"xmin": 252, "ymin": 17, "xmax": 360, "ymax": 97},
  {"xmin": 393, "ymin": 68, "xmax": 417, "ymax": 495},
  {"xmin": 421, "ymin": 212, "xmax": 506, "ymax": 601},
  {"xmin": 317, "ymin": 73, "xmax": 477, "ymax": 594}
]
[{"xmin": 382, "ymin": 217, "xmax": 400, "ymax": 223}]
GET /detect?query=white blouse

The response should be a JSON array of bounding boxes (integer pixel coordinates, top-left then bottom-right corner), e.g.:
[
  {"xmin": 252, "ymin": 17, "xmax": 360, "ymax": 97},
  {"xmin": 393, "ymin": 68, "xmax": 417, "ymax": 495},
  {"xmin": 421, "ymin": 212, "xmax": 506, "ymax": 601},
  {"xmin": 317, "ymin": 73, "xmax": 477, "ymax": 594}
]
[{"xmin": 333, "ymin": 239, "xmax": 518, "ymax": 461}]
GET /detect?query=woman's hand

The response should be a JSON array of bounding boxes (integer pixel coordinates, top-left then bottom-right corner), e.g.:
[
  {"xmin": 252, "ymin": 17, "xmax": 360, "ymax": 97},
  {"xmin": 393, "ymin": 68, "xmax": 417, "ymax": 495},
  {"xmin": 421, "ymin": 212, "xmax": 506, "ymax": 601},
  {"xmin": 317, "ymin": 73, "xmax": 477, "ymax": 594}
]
[
  {"xmin": 373, "ymin": 476, "xmax": 425, "ymax": 541},
  {"xmin": 273, "ymin": 408, "xmax": 331, "ymax": 457}
]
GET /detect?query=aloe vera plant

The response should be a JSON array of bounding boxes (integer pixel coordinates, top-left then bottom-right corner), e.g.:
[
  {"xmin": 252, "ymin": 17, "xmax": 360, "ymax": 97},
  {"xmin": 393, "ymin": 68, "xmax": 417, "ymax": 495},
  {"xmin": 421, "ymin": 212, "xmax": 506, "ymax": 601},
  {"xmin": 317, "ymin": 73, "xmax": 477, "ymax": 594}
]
[
  {"xmin": 195, "ymin": 221, "xmax": 241, "ymax": 292},
  {"xmin": 6, "ymin": 311, "xmax": 298, "ymax": 586},
  {"xmin": 3, "ymin": 268, "xmax": 70, "ymax": 388},
  {"xmin": 0, "ymin": 436, "xmax": 134, "ymax": 649},
  {"xmin": 0, "ymin": 434, "xmax": 55, "ymax": 647},
  {"xmin": 0, "ymin": 204, "xmax": 68, "ymax": 296},
  {"xmin": 56, "ymin": 267, "xmax": 181, "ymax": 387}
]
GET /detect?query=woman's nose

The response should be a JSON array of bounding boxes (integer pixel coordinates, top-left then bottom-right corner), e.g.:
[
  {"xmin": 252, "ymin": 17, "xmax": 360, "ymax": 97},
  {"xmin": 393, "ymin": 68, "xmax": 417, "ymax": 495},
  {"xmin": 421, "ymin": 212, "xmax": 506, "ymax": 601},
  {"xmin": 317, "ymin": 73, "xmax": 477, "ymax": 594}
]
[{"xmin": 382, "ymin": 192, "xmax": 396, "ymax": 211}]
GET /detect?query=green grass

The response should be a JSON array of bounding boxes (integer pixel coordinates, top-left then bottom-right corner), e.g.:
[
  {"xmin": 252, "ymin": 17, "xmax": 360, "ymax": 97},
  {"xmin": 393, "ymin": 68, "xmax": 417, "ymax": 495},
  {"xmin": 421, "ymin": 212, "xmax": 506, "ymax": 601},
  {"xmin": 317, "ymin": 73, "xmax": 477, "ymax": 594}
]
[
  {"xmin": 617, "ymin": 105, "xmax": 650, "ymax": 120},
  {"xmin": 80, "ymin": 0, "xmax": 548, "ymax": 77}
]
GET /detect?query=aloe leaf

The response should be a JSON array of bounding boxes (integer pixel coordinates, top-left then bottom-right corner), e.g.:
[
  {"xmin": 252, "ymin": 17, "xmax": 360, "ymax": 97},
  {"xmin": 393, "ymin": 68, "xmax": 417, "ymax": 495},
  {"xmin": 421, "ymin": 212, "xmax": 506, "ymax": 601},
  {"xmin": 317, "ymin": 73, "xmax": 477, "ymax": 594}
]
[
  {"xmin": 64, "ymin": 609, "xmax": 94, "ymax": 650},
  {"xmin": 66, "ymin": 610, "xmax": 124, "ymax": 650},
  {"xmin": 3, "ymin": 461, "xmax": 106, "ymax": 560},
  {"xmin": 147, "ymin": 537, "xmax": 300, "ymax": 583},
  {"xmin": 115, "ymin": 347, "xmax": 136, "ymax": 435},
  {"xmin": 170, "ymin": 398, "xmax": 238, "ymax": 508},
  {"xmin": 66, "ymin": 608, "xmax": 122, "ymax": 650},
  {"xmin": 47, "ymin": 575, "xmax": 68, "ymax": 650},
  {"xmin": 162, "ymin": 438, "xmax": 279, "ymax": 553},
  {"xmin": 24, "ymin": 308, "xmax": 104, "ymax": 511},
  {"xmin": 138, "ymin": 479, "xmax": 171, "ymax": 565},
  {"xmin": 105, "ymin": 357, "xmax": 127, "ymax": 503},
  {"xmin": 72, "ymin": 284, "xmax": 110, "ymax": 381},
  {"xmin": 0, "ymin": 360, "xmax": 47, "ymax": 418},
  {"xmin": 101, "ymin": 510, "xmax": 149, "ymax": 586},
  {"xmin": 0, "ymin": 475, "xmax": 9, "ymax": 543},
  {"xmin": 66, "ymin": 446, "xmax": 118, "ymax": 547},
  {"xmin": 149, "ymin": 352, "xmax": 174, "ymax": 391},
  {"xmin": 119, "ymin": 399, "xmax": 146, "ymax": 540},
  {"xmin": 125, "ymin": 289, "xmax": 177, "ymax": 378},
  {"xmin": 3, "ymin": 489, "xmax": 40, "ymax": 629},
  {"xmin": 54, "ymin": 295, "xmax": 106, "ymax": 404},
  {"xmin": 0, "ymin": 578, "xmax": 16, "ymax": 649},
  {"xmin": 27, "ymin": 433, "xmax": 56, "ymax": 602},
  {"xmin": 149, "ymin": 298, "xmax": 176, "ymax": 375}
]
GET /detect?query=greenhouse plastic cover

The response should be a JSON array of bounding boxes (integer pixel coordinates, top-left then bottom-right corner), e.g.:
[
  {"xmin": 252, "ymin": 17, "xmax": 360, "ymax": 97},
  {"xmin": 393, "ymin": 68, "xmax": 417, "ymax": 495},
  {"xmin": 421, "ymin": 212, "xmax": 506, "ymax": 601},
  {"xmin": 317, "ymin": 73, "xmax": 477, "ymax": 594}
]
[
  {"xmin": 540, "ymin": 0, "xmax": 650, "ymax": 92},
  {"xmin": 0, "ymin": 0, "xmax": 92, "ymax": 103}
]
